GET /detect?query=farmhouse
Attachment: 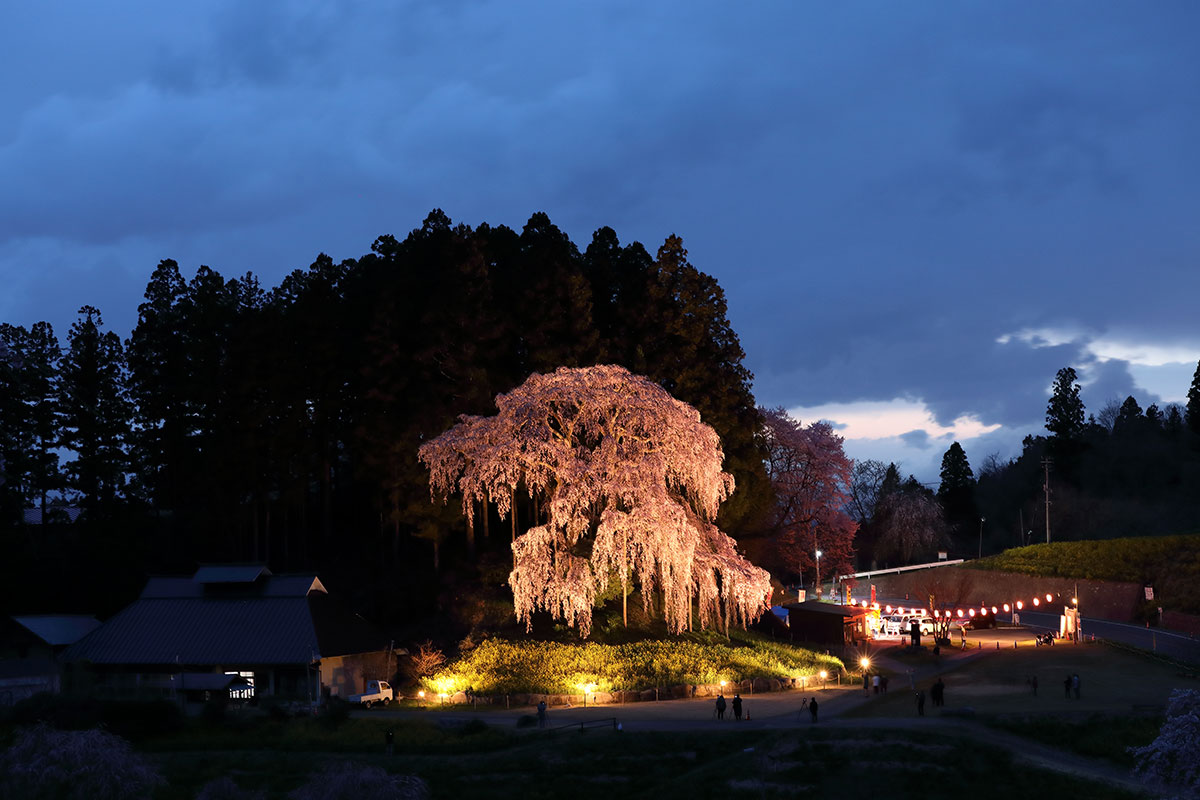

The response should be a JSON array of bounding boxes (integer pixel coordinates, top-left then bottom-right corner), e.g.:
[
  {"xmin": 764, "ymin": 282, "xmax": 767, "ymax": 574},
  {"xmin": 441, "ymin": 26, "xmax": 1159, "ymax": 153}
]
[{"xmin": 61, "ymin": 565, "xmax": 398, "ymax": 706}]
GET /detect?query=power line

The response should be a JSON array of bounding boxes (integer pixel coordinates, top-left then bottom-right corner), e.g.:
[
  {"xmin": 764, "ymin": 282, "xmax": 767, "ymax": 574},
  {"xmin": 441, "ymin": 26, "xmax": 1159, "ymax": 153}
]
[{"xmin": 1041, "ymin": 457, "xmax": 1053, "ymax": 544}]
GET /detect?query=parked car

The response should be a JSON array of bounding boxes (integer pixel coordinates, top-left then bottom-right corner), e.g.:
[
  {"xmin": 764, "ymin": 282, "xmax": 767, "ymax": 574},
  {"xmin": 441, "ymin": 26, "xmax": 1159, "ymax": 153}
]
[
  {"xmin": 347, "ymin": 680, "xmax": 394, "ymax": 708},
  {"xmin": 883, "ymin": 614, "xmax": 934, "ymax": 636}
]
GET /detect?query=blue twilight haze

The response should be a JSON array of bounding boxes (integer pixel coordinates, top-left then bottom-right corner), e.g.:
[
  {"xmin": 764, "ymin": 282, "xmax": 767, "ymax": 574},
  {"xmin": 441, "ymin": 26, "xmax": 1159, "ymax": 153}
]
[{"xmin": 3, "ymin": 1, "xmax": 1198, "ymax": 482}]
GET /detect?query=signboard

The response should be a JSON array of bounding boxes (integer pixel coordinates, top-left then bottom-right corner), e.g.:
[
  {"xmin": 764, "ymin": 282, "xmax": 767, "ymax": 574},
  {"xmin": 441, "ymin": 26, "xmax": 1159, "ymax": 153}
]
[
  {"xmin": 1145, "ymin": 586, "xmax": 1154, "ymax": 600},
  {"xmin": 937, "ymin": 551, "xmax": 947, "ymax": 561}
]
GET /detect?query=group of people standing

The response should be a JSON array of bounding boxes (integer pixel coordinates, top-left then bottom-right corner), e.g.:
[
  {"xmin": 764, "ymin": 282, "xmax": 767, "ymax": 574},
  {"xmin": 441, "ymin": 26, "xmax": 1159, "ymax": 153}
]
[
  {"xmin": 915, "ymin": 678, "xmax": 945, "ymax": 716},
  {"xmin": 713, "ymin": 693, "xmax": 745, "ymax": 720},
  {"xmin": 714, "ymin": 692, "xmax": 822, "ymax": 723}
]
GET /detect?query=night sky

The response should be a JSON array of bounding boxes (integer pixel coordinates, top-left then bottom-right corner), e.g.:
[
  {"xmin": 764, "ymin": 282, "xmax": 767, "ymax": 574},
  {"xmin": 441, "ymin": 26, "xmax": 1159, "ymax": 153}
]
[{"xmin": 4, "ymin": 2, "xmax": 1198, "ymax": 483}]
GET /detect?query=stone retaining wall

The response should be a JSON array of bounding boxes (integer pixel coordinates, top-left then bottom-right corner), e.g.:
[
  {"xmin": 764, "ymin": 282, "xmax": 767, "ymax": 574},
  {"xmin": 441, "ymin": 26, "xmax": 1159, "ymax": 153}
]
[{"xmin": 1161, "ymin": 611, "xmax": 1200, "ymax": 636}]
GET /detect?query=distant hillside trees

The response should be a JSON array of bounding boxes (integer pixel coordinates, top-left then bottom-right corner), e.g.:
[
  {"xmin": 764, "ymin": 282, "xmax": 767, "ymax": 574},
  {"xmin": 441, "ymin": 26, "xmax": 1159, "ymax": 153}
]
[
  {"xmin": 0, "ymin": 210, "xmax": 769, "ymax": 628},
  {"xmin": 966, "ymin": 362, "xmax": 1200, "ymax": 554}
]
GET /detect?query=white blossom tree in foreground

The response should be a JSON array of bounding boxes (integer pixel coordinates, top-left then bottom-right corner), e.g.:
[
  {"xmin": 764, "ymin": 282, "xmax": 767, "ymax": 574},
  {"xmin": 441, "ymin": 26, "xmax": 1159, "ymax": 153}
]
[
  {"xmin": 419, "ymin": 364, "xmax": 772, "ymax": 638},
  {"xmin": 1130, "ymin": 688, "xmax": 1200, "ymax": 796}
]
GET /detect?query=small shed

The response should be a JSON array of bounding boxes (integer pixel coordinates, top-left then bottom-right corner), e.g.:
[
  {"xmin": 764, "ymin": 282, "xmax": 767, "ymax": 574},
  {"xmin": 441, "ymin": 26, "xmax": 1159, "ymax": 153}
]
[{"xmin": 780, "ymin": 601, "xmax": 872, "ymax": 645}]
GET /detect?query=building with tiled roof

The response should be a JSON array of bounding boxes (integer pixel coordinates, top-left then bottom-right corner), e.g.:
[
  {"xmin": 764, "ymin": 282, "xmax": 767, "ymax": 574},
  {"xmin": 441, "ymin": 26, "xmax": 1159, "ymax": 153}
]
[{"xmin": 62, "ymin": 566, "xmax": 399, "ymax": 705}]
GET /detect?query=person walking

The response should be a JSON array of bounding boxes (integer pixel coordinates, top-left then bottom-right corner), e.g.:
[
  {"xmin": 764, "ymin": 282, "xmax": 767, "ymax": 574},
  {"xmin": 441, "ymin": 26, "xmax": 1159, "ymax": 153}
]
[
  {"xmin": 809, "ymin": 697, "xmax": 819, "ymax": 723},
  {"xmin": 537, "ymin": 700, "xmax": 547, "ymax": 728},
  {"xmin": 916, "ymin": 690, "xmax": 926, "ymax": 716},
  {"xmin": 1063, "ymin": 675, "xmax": 1071, "ymax": 699},
  {"xmin": 1072, "ymin": 674, "xmax": 1080, "ymax": 700},
  {"xmin": 715, "ymin": 694, "xmax": 726, "ymax": 720},
  {"xmin": 881, "ymin": 675, "xmax": 889, "ymax": 694},
  {"xmin": 1030, "ymin": 675, "xmax": 1038, "ymax": 696},
  {"xmin": 932, "ymin": 678, "xmax": 945, "ymax": 707},
  {"xmin": 872, "ymin": 674, "xmax": 880, "ymax": 695},
  {"xmin": 732, "ymin": 694, "xmax": 743, "ymax": 721}
]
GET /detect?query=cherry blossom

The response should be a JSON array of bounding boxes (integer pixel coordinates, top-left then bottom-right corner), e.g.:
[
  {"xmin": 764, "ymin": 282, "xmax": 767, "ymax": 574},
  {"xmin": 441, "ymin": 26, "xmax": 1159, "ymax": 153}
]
[{"xmin": 419, "ymin": 365, "xmax": 772, "ymax": 637}]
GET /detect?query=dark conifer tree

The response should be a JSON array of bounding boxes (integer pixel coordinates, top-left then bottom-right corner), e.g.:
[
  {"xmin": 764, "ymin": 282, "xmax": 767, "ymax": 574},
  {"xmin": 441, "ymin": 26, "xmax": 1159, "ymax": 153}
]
[
  {"xmin": 23, "ymin": 322, "xmax": 62, "ymax": 518},
  {"xmin": 1113, "ymin": 395, "xmax": 1144, "ymax": 437},
  {"xmin": 60, "ymin": 306, "xmax": 131, "ymax": 518},
  {"xmin": 0, "ymin": 325, "xmax": 27, "ymax": 524},
  {"xmin": 1187, "ymin": 359, "xmax": 1200, "ymax": 437},
  {"xmin": 126, "ymin": 259, "xmax": 189, "ymax": 511},
  {"xmin": 1046, "ymin": 367, "xmax": 1086, "ymax": 441}
]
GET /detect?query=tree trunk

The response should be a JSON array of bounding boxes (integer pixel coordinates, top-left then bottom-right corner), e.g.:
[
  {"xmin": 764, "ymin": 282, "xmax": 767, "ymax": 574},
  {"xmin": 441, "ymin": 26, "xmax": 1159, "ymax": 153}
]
[
  {"xmin": 466, "ymin": 503, "xmax": 476, "ymax": 559},
  {"xmin": 622, "ymin": 529, "xmax": 628, "ymax": 627}
]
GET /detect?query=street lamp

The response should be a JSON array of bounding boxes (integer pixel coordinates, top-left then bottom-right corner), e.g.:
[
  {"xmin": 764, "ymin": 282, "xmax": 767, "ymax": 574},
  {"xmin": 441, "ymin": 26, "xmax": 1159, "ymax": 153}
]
[
  {"xmin": 978, "ymin": 517, "xmax": 985, "ymax": 559},
  {"xmin": 815, "ymin": 550, "xmax": 823, "ymax": 598}
]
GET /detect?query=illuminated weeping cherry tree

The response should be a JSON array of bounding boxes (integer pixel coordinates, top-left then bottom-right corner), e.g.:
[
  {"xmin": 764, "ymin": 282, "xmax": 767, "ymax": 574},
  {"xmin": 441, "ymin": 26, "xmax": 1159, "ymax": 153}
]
[{"xmin": 419, "ymin": 365, "xmax": 772, "ymax": 638}]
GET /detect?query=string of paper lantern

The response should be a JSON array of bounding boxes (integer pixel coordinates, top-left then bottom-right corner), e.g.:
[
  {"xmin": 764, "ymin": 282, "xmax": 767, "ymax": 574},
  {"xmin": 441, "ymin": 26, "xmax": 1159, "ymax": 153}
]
[{"xmin": 854, "ymin": 592, "xmax": 1065, "ymax": 619}]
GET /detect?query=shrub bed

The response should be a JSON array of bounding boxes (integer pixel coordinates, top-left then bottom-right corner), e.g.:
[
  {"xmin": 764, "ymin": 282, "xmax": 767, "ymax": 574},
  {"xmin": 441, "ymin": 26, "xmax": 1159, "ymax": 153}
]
[{"xmin": 422, "ymin": 633, "xmax": 842, "ymax": 696}]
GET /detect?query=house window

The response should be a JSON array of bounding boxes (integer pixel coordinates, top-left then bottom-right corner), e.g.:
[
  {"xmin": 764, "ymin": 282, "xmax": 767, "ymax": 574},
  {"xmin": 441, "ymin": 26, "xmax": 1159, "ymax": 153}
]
[{"xmin": 225, "ymin": 671, "xmax": 255, "ymax": 701}]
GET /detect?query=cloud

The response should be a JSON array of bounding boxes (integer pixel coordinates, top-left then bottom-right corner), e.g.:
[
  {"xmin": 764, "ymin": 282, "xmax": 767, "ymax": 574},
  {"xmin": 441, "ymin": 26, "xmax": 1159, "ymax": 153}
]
[
  {"xmin": 2, "ymin": 0, "xmax": 1199, "ymax": 488},
  {"xmin": 899, "ymin": 430, "xmax": 932, "ymax": 449},
  {"xmin": 787, "ymin": 398, "xmax": 1000, "ymax": 443}
]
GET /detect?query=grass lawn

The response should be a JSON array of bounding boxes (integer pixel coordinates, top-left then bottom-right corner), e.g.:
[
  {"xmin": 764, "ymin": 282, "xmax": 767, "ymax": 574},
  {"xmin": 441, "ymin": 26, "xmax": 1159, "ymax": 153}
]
[{"xmin": 149, "ymin": 725, "xmax": 1147, "ymax": 800}]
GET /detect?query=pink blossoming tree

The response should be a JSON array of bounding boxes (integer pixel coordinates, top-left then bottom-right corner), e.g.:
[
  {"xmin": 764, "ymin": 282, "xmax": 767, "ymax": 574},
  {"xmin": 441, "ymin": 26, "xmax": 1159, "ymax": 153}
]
[
  {"xmin": 760, "ymin": 407, "xmax": 857, "ymax": 587},
  {"xmin": 419, "ymin": 365, "xmax": 772, "ymax": 637}
]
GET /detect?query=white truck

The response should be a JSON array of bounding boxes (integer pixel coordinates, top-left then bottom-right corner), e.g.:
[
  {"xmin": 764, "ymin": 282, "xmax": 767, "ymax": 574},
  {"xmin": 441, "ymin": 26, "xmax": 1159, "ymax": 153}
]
[{"xmin": 347, "ymin": 680, "xmax": 394, "ymax": 708}]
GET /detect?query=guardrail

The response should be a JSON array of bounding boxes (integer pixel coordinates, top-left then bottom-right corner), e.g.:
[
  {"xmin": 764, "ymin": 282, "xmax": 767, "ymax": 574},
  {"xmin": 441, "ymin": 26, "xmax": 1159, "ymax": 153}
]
[{"xmin": 837, "ymin": 558, "xmax": 965, "ymax": 582}]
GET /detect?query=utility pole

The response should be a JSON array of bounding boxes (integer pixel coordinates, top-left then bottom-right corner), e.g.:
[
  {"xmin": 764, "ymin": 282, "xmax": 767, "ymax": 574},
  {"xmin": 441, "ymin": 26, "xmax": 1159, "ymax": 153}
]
[{"xmin": 1041, "ymin": 457, "xmax": 1053, "ymax": 544}]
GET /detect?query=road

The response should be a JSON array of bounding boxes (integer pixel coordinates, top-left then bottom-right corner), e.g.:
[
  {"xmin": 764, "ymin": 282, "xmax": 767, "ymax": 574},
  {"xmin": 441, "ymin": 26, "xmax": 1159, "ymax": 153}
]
[{"xmin": 1014, "ymin": 610, "xmax": 1200, "ymax": 664}]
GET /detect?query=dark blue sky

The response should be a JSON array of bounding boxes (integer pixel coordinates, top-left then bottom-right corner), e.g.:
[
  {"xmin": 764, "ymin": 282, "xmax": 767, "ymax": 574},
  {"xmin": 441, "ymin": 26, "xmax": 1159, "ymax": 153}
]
[{"xmin": 4, "ymin": 1, "xmax": 1198, "ymax": 482}]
